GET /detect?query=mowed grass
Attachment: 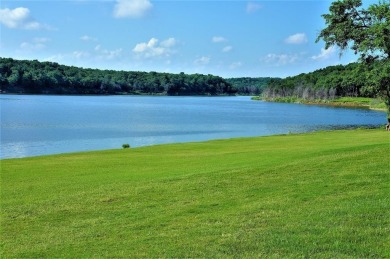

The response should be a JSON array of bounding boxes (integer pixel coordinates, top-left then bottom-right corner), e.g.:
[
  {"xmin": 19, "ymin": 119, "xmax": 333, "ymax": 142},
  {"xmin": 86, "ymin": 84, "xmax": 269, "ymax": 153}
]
[{"xmin": 1, "ymin": 129, "xmax": 389, "ymax": 258}]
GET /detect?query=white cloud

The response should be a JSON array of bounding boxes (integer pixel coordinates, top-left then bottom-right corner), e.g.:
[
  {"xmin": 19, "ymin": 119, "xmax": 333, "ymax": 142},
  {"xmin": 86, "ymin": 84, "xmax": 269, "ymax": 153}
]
[
  {"xmin": 20, "ymin": 42, "xmax": 45, "ymax": 51},
  {"xmin": 133, "ymin": 38, "xmax": 157, "ymax": 52},
  {"xmin": 100, "ymin": 48, "xmax": 123, "ymax": 60},
  {"xmin": 113, "ymin": 0, "xmax": 153, "ymax": 18},
  {"xmin": 222, "ymin": 46, "xmax": 233, "ymax": 52},
  {"xmin": 93, "ymin": 44, "xmax": 123, "ymax": 60},
  {"xmin": 80, "ymin": 35, "xmax": 97, "ymax": 41},
  {"xmin": 20, "ymin": 37, "xmax": 50, "ymax": 51},
  {"xmin": 311, "ymin": 46, "xmax": 336, "ymax": 60},
  {"xmin": 133, "ymin": 37, "xmax": 177, "ymax": 58},
  {"xmin": 212, "ymin": 36, "xmax": 227, "ymax": 43},
  {"xmin": 160, "ymin": 38, "xmax": 177, "ymax": 48},
  {"xmin": 194, "ymin": 56, "xmax": 211, "ymax": 66},
  {"xmin": 44, "ymin": 54, "xmax": 65, "ymax": 63},
  {"xmin": 246, "ymin": 2, "xmax": 262, "ymax": 13},
  {"xmin": 0, "ymin": 7, "xmax": 43, "ymax": 30},
  {"xmin": 47, "ymin": 45, "xmax": 123, "ymax": 63},
  {"xmin": 285, "ymin": 33, "xmax": 308, "ymax": 44},
  {"xmin": 263, "ymin": 53, "xmax": 299, "ymax": 66}
]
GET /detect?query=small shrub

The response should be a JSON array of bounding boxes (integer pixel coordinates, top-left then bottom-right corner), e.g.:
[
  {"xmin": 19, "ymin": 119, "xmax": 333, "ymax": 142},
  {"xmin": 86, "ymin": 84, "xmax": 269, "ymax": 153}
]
[{"xmin": 122, "ymin": 144, "xmax": 130, "ymax": 149}]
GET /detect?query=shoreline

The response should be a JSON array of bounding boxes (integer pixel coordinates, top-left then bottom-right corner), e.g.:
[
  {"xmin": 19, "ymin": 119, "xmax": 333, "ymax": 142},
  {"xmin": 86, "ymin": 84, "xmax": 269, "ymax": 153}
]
[
  {"xmin": 1, "ymin": 127, "xmax": 384, "ymax": 161},
  {"xmin": 253, "ymin": 96, "xmax": 387, "ymax": 112}
]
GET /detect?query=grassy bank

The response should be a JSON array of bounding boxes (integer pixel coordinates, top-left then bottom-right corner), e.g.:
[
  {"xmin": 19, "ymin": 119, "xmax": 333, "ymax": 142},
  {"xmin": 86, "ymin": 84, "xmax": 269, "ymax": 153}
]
[
  {"xmin": 253, "ymin": 96, "xmax": 387, "ymax": 111},
  {"xmin": 1, "ymin": 129, "xmax": 389, "ymax": 257}
]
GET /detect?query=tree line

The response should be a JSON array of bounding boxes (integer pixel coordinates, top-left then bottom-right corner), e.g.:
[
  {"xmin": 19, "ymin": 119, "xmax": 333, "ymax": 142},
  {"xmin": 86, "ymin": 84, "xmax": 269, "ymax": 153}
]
[
  {"xmin": 225, "ymin": 77, "xmax": 274, "ymax": 95},
  {"xmin": 315, "ymin": 0, "xmax": 389, "ymax": 121},
  {"xmin": 264, "ymin": 0, "xmax": 390, "ymax": 122},
  {"xmin": 0, "ymin": 58, "xmax": 237, "ymax": 96},
  {"xmin": 262, "ymin": 61, "xmax": 387, "ymax": 100}
]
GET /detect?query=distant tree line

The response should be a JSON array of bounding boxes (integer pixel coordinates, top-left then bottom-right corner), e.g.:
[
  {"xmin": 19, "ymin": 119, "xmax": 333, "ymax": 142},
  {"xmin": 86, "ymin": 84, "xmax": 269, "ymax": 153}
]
[
  {"xmin": 225, "ymin": 77, "xmax": 275, "ymax": 95},
  {"xmin": 262, "ymin": 61, "xmax": 387, "ymax": 100},
  {"xmin": 0, "ymin": 58, "xmax": 237, "ymax": 96}
]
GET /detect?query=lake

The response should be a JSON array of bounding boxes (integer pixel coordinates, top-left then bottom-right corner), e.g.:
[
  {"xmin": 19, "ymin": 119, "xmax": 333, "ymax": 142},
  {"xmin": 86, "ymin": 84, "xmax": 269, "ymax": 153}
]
[{"xmin": 0, "ymin": 95, "xmax": 386, "ymax": 159}]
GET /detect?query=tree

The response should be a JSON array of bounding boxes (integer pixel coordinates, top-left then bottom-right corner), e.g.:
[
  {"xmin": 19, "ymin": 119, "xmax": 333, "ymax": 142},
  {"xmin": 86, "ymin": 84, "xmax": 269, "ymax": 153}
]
[
  {"xmin": 0, "ymin": 58, "xmax": 238, "ymax": 96},
  {"xmin": 316, "ymin": 0, "xmax": 390, "ymax": 120}
]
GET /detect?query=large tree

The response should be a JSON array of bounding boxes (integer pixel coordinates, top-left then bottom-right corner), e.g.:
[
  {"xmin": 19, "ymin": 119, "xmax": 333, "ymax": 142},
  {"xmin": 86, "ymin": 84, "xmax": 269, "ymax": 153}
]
[{"xmin": 316, "ymin": 0, "xmax": 390, "ymax": 121}]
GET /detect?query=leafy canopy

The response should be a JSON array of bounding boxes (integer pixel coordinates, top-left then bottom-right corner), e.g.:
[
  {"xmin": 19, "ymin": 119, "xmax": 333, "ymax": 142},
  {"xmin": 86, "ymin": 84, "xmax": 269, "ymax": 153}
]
[
  {"xmin": 317, "ymin": 0, "xmax": 390, "ymax": 119},
  {"xmin": 317, "ymin": 0, "xmax": 390, "ymax": 62}
]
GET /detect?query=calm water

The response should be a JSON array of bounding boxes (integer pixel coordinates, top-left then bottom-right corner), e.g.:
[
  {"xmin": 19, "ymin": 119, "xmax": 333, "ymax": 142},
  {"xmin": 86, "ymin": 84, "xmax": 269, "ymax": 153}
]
[{"xmin": 0, "ymin": 95, "xmax": 386, "ymax": 159}]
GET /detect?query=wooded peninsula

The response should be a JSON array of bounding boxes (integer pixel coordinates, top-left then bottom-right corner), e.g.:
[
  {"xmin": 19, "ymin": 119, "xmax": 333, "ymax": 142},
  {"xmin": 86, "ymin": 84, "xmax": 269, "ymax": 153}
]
[
  {"xmin": 262, "ymin": 61, "xmax": 388, "ymax": 100},
  {"xmin": 0, "ymin": 58, "xmax": 238, "ymax": 95},
  {"xmin": 0, "ymin": 58, "xmax": 272, "ymax": 96}
]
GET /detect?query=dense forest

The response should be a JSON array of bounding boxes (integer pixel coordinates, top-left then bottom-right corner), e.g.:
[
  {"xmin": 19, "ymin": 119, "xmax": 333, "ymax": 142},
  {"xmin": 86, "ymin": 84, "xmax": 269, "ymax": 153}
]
[
  {"xmin": 225, "ymin": 77, "xmax": 274, "ymax": 95},
  {"xmin": 0, "ymin": 58, "xmax": 238, "ymax": 96},
  {"xmin": 262, "ymin": 61, "xmax": 388, "ymax": 100}
]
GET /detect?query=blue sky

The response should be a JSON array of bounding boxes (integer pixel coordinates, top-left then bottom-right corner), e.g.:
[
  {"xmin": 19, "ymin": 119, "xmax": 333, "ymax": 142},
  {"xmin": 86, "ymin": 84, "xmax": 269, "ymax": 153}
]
[{"xmin": 0, "ymin": 0, "xmax": 374, "ymax": 78}]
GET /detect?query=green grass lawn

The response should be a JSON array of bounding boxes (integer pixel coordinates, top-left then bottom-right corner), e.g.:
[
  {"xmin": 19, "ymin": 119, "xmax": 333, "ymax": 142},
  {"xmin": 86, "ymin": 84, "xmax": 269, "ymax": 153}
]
[{"xmin": 1, "ymin": 129, "xmax": 389, "ymax": 258}]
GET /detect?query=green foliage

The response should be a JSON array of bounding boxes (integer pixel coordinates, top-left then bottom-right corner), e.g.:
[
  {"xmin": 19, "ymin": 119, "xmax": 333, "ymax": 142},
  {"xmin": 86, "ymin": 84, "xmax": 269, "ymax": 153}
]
[
  {"xmin": 370, "ymin": 98, "xmax": 387, "ymax": 110},
  {"xmin": 317, "ymin": 0, "xmax": 390, "ymax": 60},
  {"xmin": 0, "ymin": 58, "xmax": 237, "ymax": 96},
  {"xmin": 1, "ymin": 129, "xmax": 389, "ymax": 257},
  {"xmin": 316, "ymin": 0, "xmax": 390, "ymax": 118},
  {"xmin": 225, "ymin": 77, "xmax": 276, "ymax": 95},
  {"xmin": 122, "ymin": 144, "xmax": 130, "ymax": 149},
  {"xmin": 262, "ymin": 62, "xmax": 375, "ymax": 100},
  {"xmin": 262, "ymin": 59, "xmax": 390, "ymax": 112},
  {"xmin": 335, "ymin": 97, "xmax": 372, "ymax": 104},
  {"xmin": 258, "ymin": 96, "xmax": 386, "ymax": 110}
]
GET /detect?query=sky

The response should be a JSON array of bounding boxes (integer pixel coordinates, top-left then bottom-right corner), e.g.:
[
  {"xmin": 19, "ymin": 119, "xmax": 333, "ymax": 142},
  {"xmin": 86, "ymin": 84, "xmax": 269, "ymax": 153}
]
[{"xmin": 0, "ymin": 0, "xmax": 376, "ymax": 78}]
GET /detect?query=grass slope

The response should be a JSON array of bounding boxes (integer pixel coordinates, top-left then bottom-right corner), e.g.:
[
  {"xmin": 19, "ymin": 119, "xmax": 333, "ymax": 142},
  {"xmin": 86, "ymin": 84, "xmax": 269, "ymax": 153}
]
[{"xmin": 1, "ymin": 129, "xmax": 389, "ymax": 258}]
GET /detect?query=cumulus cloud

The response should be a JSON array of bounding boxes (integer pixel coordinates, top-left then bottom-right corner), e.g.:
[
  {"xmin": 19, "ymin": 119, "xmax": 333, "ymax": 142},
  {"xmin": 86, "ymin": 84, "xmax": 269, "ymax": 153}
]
[
  {"xmin": 20, "ymin": 37, "xmax": 50, "ymax": 51},
  {"xmin": 285, "ymin": 33, "xmax": 308, "ymax": 44},
  {"xmin": 194, "ymin": 56, "xmax": 211, "ymax": 66},
  {"xmin": 212, "ymin": 36, "xmax": 227, "ymax": 43},
  {"xmin": 263, "ymin": 53, "xmax": 299, "ymax": 66},
  {"xmin": 79, "ymin": 50, "xmax": 121, "ymax": 60},
  {"xmin": 160, "ymin": 38, "xmax": 177, "ymax": 48},
  {"xmin": 113, "ymin": 0, "xmax": 153, "ymax": 18},
  {"xmin": 222, "ymin": 46, "xmax": 233, "ymax": 52},
  {"xmin": 47, "ymin": 45, "xmax": 122, "ymax": 63},
  {"xmin": 99, "ymin": 48, "xmax": 123, "ymax": 60},
  {"xmin": 93, "ymin": 44, "xmax": 123, "ymax": 60},
  {"xmin": 133, "ymin": 37, "xmax": 177, "ymax": 58},
  {"xmin": 311, "ymin": 46, "xmax": 336, "ymax": 60},
  {"xmin": 246, "ymin": 2, "xmax": 262, "ymax": 13},
  {"xmin": 0, "ymin": 7, "xmax": 44, "ymax": 30}
]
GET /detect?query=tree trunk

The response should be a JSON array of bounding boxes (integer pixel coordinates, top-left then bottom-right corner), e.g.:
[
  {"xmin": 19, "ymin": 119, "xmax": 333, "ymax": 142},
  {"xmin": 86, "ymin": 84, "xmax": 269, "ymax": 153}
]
[{"xmin": 387, "ymin": 98, "xmax": 390, "ymax": 121}]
